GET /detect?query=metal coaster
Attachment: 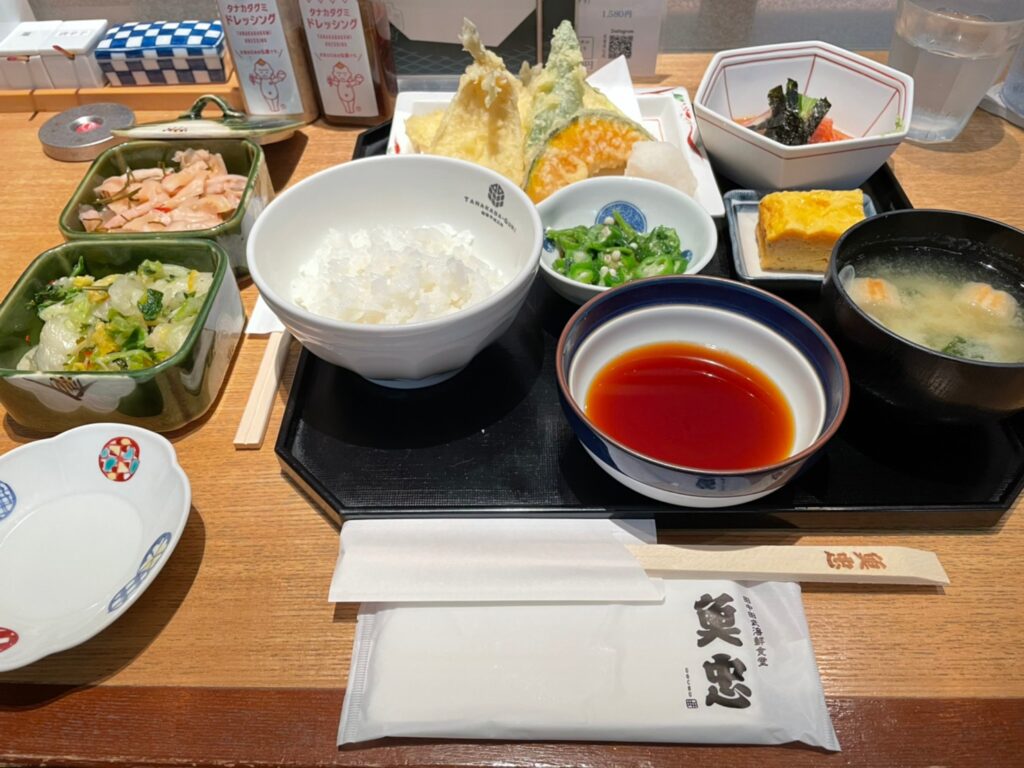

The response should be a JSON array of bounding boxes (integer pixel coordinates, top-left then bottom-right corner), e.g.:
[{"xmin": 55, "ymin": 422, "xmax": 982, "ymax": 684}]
[{"xmin": 38, "ymin": 103, "xmax": 135, "ymax": 162}]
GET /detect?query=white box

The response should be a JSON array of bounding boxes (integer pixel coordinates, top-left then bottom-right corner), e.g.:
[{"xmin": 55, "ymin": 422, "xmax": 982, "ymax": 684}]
[
  {"xmin": 40, "ymin": 20, "xmax": 107, "ymax": 89},
  {"xmin": 0, "ymin": 0, "xmax": 34, "ymax": 88},
  {"xmin": 0, "ymin": 20, "xmax": 60, "ymax": 89},
  {"xmin": 0, "ymin": 0, "xmax": 33, "ymax": 41},
  {"xmin": 386, "ymin": 0, "xmax": 552, "ymax": 77},
  {"xmin": 387, "ymin": 0, "xmax": 536, "ymax": 47}
]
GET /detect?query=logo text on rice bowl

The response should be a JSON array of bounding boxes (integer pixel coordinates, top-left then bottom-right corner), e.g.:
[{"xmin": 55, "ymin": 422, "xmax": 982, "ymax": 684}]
[{"xmin": 463, "ymin": 184, "xmax": 517, "ymax": 233}]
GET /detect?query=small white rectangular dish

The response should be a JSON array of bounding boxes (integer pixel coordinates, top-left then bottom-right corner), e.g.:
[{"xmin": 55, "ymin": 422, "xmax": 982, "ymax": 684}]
[
  {"xmin": 388, "ymin": 87, "xmax": 726, "ymax": 217},
  {"xmin": 724, "ymin": 188, "xmax": 876, "ymax": 287}
]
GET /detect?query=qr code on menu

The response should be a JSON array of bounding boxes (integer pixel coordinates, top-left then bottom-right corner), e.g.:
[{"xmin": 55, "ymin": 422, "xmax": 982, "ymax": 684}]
[{"xmin": 608, "ymin": 33, "xmax": 633, "ymax": 59}]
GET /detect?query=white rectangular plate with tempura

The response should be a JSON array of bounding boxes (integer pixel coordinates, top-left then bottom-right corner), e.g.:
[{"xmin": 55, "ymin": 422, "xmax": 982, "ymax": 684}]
[
  {"xmin": 725, "ymin": 188, "xmax": 877, "ymax": 287},
  {"xmin": 389, "ymin": 87, "xmax": 726, "ymax": 217}
]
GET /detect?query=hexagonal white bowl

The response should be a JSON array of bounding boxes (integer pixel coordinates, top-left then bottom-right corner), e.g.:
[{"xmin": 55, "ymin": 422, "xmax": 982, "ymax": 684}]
[{"xmin": 694, "ymin": 41, "xmax": 914, "ymax": 190}]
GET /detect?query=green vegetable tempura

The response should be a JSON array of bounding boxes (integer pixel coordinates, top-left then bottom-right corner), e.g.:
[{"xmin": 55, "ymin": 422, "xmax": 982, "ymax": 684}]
[
  {"xmin": 547, "ymin": 212, "xmax": 691, "ymax": 288},
  {"xmin": 18, "ymin": 259, "xmax": 213, "ymax": 372}
]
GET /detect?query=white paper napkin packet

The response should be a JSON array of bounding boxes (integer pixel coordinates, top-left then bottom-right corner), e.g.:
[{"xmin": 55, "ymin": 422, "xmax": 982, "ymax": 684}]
[
  {"xmin": 338, "ymin": 579, "xmax": 838, "ymax": 750},
  {"xmin": 330, "ymin": 518, "xmax": 663, "ymax": 603},
  {"xmin": 245, "ymin": 296, "xmax": 285, "ymax": 335}
]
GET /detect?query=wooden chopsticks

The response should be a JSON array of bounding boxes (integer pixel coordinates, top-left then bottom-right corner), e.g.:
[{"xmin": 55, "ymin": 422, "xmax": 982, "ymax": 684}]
[
  {"xmin": 233, "ymin": 330, "xmax": 291, "ymax": 449},
  {"xmin": 626, "ymin": 544, "xmax": 949, "ymax": 586}
]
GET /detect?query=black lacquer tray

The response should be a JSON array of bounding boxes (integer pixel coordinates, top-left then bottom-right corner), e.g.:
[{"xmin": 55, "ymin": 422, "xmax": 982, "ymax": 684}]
[{"xmin": 275, "ymin": 122, "xmax": 1024, "ymax": 529}]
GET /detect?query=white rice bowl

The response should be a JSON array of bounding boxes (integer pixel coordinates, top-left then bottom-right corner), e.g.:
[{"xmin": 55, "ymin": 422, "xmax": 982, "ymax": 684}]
[{"xmin": 247, "ymin": 155, "xmax": 543, "ymax": 387}]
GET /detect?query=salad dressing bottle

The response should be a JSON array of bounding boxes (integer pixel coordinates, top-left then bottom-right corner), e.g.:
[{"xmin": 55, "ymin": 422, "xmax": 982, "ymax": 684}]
[
  {"xmin": 217, "ymin": 0, "xmax": 320, "ymax": 123},
  {"xmin": 298, "ymin": 0, "xmax": 396, "ymax": 126}
]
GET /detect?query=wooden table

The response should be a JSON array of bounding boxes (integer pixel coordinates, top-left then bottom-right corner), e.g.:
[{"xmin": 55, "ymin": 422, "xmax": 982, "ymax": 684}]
[{"xmin": 1, "ymin": 53, "xmax": 1023, "ymax": 767}]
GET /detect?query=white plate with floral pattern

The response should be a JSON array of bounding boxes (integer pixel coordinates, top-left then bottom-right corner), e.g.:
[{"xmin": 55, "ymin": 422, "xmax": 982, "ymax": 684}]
[{"xmin": 0, "ymin": 424, "xmax": 189, "ymax": 671}]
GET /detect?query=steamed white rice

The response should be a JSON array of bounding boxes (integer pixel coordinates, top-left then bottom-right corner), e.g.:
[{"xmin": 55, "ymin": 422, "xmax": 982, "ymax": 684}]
[{"xmin": 292, "ymin": 224, "xmax": 506, "ymax": 325}]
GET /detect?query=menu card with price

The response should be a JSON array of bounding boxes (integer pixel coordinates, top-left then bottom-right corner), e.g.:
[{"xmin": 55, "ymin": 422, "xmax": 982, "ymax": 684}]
[{"xmin": 575, "ymin": 0, "xmax": 666, "ymax": 75}]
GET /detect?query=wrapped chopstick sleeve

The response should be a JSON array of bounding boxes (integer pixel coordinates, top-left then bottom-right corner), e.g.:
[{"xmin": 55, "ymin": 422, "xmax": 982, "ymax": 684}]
[{"xmin": 338, "ymin": 580, "xmax": 839, "ymax": 750}]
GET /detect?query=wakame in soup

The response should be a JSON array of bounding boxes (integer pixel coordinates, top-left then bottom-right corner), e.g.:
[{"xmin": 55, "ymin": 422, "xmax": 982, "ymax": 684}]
[{"xmin": 840, "ymin": 250, "xmax": 1024, "ymax": 364}]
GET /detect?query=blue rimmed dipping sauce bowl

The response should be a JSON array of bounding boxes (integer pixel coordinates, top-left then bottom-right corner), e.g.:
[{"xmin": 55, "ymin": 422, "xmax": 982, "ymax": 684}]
[{"xmin": 555, "ymin": 275, "xmax": 850, "ymax": 508}]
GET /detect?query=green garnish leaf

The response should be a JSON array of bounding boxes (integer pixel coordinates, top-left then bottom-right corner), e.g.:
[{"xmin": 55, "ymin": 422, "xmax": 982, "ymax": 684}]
[
  {"xmin": 138, "ymin": 288, "xmax": 164, "ymax": 322},
  {"xmin": 940, "ymin": 335, "xmax": 985, "ymax": 360},
  {"xmin": 95, "ymin": 348, "xmax": 157, "ymax": 371},
  {"xmin": 138, "ymin": 260, "xmax": 165, "ymax": 279},
  {"xmin": 172, "ymin": 294, "xmax": 205, "ymax": 323},
  {"xmin": 941, "ymin": 336, "xmax": 968, "ymax": 356},
  {"xmin": 105, "ymin": 312, "xmax": 148, "ymax": 350},
  {"xmin": 29, "ymin": 282, "xmax": 77, "ymax": 311},
  {"xmin": 70, "ymin": 255, "xmax": 86, "ymax": 278}
]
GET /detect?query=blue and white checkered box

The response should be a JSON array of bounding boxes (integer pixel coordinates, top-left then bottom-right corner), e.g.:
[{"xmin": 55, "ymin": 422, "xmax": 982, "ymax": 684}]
[{"xmin": 94, "ymin": 21, "xmax": 227, "ymax": 86}]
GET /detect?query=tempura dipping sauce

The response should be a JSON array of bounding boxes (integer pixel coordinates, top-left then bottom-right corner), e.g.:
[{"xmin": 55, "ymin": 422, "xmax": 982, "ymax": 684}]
[{"xmin": 585, "ymin": 342, "xmax": 795, "ymax": 471}]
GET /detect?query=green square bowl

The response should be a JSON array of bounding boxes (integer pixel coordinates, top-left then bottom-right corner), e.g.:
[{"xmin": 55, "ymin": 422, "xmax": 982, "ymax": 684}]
[
  {"xmin": 58, "ymin": 139, "xmax": 273, "ymax": 277},
  {"xmin": 0, "ymin": 239, "xmax": 244, "ymax": 433}
]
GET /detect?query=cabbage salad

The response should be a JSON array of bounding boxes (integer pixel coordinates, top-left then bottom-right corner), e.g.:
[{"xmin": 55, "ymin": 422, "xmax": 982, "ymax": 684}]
[{"xmin": 18, "ymin": 258, "xmax": 213, "ymax": 372}]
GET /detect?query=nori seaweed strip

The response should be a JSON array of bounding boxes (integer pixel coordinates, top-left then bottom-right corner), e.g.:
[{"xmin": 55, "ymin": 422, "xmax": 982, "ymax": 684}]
[
  {"xmin": 785, "ymin": 78, "xmax": 800, "ymax": 113},
  {"xmin": 764, "ymin": 84, "xmax": 789, "ymax": 140},
  {"xmin": 763, "ymin": 79, "xmax": 832, "ymax": 145},
  {"xmin": 764, "ymin": 79, "xmax": 807, "ymax": 145}
]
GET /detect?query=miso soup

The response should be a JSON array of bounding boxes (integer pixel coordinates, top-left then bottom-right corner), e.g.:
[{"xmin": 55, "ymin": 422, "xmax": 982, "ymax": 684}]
[{"xmin": 840, "ymin": 250, "xmax": 1024, "ymax": 364}]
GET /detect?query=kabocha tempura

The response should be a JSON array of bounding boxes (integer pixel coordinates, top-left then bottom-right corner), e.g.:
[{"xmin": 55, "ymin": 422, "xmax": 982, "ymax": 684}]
[
  {"xmin": 405, "ymin": 19, "xmax": 652, "ymax": 201},
  {"xmin": 78, "ymin": 148, "xmax": 248, "ymax": 233},
  {"xmin": 19, "ymin": 258, "xmax": 213, "ymax": 372}
]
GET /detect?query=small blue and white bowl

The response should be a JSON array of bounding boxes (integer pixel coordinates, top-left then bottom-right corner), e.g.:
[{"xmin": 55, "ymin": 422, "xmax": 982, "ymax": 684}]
[
  {"xmin": 538, "ymin": 176, "xmax": 718, "ymax": 305},
  {"xmin": 556, "ymin": 276, "xmax": 849, "ymax": 508}
]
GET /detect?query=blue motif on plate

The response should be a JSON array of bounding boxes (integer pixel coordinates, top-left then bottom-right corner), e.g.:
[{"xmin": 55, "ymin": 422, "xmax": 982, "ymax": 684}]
[
  {"xmin": 107, "ymin": 531, "xmax": 174, "ymax": 613},
  {"xmin": 0, "ymin": 481, "xmax": 14, "ymax": 522},
  {"xmin": 595, "ymin": 201, "xmax": 647, "ymax": 233},
  {"xmin": 139, "ymin": 532, "xmax": 173, "ymax": 573}
]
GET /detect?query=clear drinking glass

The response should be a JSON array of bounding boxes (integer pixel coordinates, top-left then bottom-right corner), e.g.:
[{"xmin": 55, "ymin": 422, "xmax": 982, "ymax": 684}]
[
  {"xmin": 888, "ymin": 0, "xmax": 1024, "ymax": 142},
  {"xmin": 1003, "ymin": 41, "xmax": 1024, "ymax": 116}
]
